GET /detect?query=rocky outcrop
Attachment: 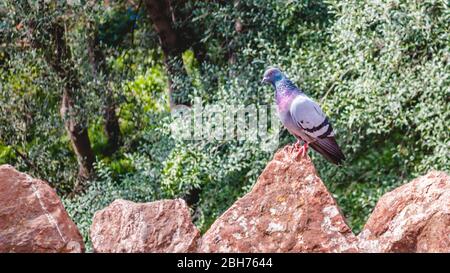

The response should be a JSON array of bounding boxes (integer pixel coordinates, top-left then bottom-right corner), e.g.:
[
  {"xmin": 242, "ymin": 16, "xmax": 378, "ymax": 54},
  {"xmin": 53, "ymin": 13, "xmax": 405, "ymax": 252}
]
[
  {"xmin": 86, "ymin": 148, "xmax": 450, "ymax": 253},
  {"xmin": 0, "ymin": 165, "xmax": 84, "ymax": 253},
  {"xmin": 199, "ymin": 148, "xmax": 358, "ymax": 252},
  {"xmin": 2, "ymin": 147, "xmax": 449, "ymax": 253},
  {"xmin": 358, "ymin": 171, "xmax": 450, "ymax": 253},
  {"xmin": 90, "ymin": 199, "xmax": 200, "ymax": 253}
]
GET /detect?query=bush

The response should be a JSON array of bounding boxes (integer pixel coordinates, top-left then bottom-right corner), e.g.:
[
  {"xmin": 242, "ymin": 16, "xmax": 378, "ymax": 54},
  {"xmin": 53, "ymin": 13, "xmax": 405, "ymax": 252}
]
[{"xmin": 153, "ymin": 0, "xmax": 449, "ymax": 233}]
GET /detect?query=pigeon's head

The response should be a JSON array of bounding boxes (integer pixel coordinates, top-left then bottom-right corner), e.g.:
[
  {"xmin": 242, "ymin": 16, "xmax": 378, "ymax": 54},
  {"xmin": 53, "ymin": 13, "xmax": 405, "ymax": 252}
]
[{"xmin": 261, "ymin": 67, "xmax": 283, "ymax": 85}]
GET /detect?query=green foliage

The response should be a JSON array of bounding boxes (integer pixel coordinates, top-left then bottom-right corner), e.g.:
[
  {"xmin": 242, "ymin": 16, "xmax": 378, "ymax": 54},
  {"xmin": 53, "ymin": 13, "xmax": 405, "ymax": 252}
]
[
  {"xmin": 63, "ymin": 110, "xmax": 172, "ymax": 251},
  {"xmin": 155, "ymin": 0, "xmax": 449, "ymax": 233},
  {"xmin": 63, "ymin": 157, "xmax": 161, "ymax": 251},
  {"xmin": 303, "ymin": 0, "xmax": 449, "ymax": 231},
  {"xmin": 2, "ymin": 0, "xmax": 449, "ymax": 246},
  {"xmin": 0, "ymin": 145, "xmax": 15, "ymax": 164},
  {"xmin": 0, "ymin": 0, "xmax": 157, "ymax": 192}
]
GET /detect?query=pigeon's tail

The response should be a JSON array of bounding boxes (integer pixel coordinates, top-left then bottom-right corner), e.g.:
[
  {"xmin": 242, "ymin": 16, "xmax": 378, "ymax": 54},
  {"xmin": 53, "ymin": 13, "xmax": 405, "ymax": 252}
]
[{"xmin": 309, "ymin": 137, "xmax": 346, "ymax": 165}]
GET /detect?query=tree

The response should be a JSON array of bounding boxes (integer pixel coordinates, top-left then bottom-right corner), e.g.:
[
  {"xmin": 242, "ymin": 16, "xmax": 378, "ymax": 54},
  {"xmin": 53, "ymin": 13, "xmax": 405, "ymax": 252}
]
[
  {"xmin": 27, "ymin": 15, "xmax": 95, "ymax": 185},
  {"xmin": 143, "ymin": 0, "xmax": 191, "ymax": 108},
  {"xmin": 87, "ymin": 22, "xmax": 121, "ymax": 156}
]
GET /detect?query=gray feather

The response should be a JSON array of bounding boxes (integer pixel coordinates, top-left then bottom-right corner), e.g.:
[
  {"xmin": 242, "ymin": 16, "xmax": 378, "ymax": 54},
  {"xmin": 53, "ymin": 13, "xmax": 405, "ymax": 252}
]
[{"xmin": 309, "ymin": 137, "xmax": 346, "ymax": 165}]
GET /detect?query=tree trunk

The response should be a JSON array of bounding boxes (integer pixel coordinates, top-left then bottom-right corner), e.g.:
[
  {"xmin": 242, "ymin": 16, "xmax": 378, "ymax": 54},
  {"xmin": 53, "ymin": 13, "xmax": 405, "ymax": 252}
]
[
  {"xmin": 170, "ymin": 0, "xmax": 208, "ymax": 64},
  {"xmin": 27, "ymin": 19, "xmax": 95, "ymax": 184},
  {"xmin": 102, "ymin": 98, "xmax": 121, "ymax": 156},
  {"xmin": 143, "ymin": 0, "xmax": 190, "ymax": 108},
  {"xmin": 52, "ymin": 24, "xmax": 96, "ymax": 184},
  {"xmin": 60, "ymin": 88, "xmax": 95, "ymax": 182},
  {"xmin": 87, "ymin": 24, "xmax": 121, "ymax": 156}
]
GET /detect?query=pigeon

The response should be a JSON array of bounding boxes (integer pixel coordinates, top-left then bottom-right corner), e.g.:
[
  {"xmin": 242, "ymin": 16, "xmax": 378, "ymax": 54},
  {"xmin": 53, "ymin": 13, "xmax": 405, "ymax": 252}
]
[{"xmin": 262, "ymin": 67, "xmax": 345, "ymax": 165}]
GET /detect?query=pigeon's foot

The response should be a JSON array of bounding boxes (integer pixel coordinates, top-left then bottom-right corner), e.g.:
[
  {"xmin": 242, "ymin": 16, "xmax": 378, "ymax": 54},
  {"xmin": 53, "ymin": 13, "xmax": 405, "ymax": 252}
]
[
  {"xmin": 284, "ymin": 141, "xmax": 300, "ymax": 154},
  {"xmin": 292, "ymin": 147, "xmax": 304, "ymax": 161},
  {"xmin": 293, "ymin": 140, "xmax": 301, "ymax": 151},
  {"xmin": 290, "ymin": 141, "xmax": 308, "ymax": 161},
  {"xmin": 283, "ymin": 145, "xmax": 291, "ymax": 153},
  {"xmin": 302, "ymin": 142, "xmax": 309, "ymax": 156}
]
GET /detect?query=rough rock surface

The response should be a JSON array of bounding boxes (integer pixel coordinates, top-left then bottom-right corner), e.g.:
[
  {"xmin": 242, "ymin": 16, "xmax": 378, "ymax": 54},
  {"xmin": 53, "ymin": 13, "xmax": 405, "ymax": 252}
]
[
  {"xmin": 358, "ymin": 171, "xmax": 450, "ymax": 253},
  {"xmin": 199, "ymin": 147, "xmax": 358, "ymax": 252},
  {"xmin": 90, "ymin": 199, "xmax": 200, "ymax": 253},
  {"xmin": 0, "ymin": 165, "xmax": 84, "ymax": 253}
]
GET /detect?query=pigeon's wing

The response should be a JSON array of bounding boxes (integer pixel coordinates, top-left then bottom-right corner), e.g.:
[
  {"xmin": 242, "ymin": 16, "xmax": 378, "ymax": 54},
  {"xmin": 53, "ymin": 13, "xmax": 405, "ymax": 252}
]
[
  {"xmin": 289, "ymin": 96, "xmax": 346, "ymax": 165},
  {"xmin": 308, "ymin": 138, "xmax": 346, "ymax": 165},
  {"xmin": 289, "ymin": 96, "xmax": 333, "ymax": 139}
]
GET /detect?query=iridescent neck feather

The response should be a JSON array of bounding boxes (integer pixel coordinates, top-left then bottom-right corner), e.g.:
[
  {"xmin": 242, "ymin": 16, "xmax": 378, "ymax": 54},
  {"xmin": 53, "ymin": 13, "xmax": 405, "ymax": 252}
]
[{"xmin": 274, "ymin": 76, "xmax": 301, "ymax": 104}]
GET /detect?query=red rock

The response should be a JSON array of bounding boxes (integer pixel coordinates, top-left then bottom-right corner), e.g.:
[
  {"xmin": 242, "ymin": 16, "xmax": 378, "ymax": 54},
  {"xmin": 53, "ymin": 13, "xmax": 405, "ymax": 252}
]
[
  {"xmin": 358, "ymin": 171, "xmax": 450, "ymax": 253},
  {"xmin": 0, "ymin": 165, "xmax": 85, "ymax": 253},
  {"xmin": 90, "ymin": 199, "xmax": 200, "ymax": 253},
  {"xmin": 199, "ymin": 146, "xmax": 358, "ymax": 253}
]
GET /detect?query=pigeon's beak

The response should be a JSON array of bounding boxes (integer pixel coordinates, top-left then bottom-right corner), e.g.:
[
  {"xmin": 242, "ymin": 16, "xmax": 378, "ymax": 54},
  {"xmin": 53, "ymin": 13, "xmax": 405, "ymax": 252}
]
[{"xmin": 261, "ymin": 77, "xmax": 269, "ymax": 84}]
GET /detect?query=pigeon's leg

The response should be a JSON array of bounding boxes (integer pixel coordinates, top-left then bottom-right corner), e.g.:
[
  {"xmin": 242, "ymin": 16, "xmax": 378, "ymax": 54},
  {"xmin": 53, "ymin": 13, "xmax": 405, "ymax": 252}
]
[
  {"xmin": 301, "ymin": 142, "xmax": 309, "ymax": 157},
  {"xmin": 292, "ymin": 139, "xmax": 302, "ymax": 152},
  {"xmin": 292, "ymin": 140, "xmax": 305, "ymax": 160}
]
